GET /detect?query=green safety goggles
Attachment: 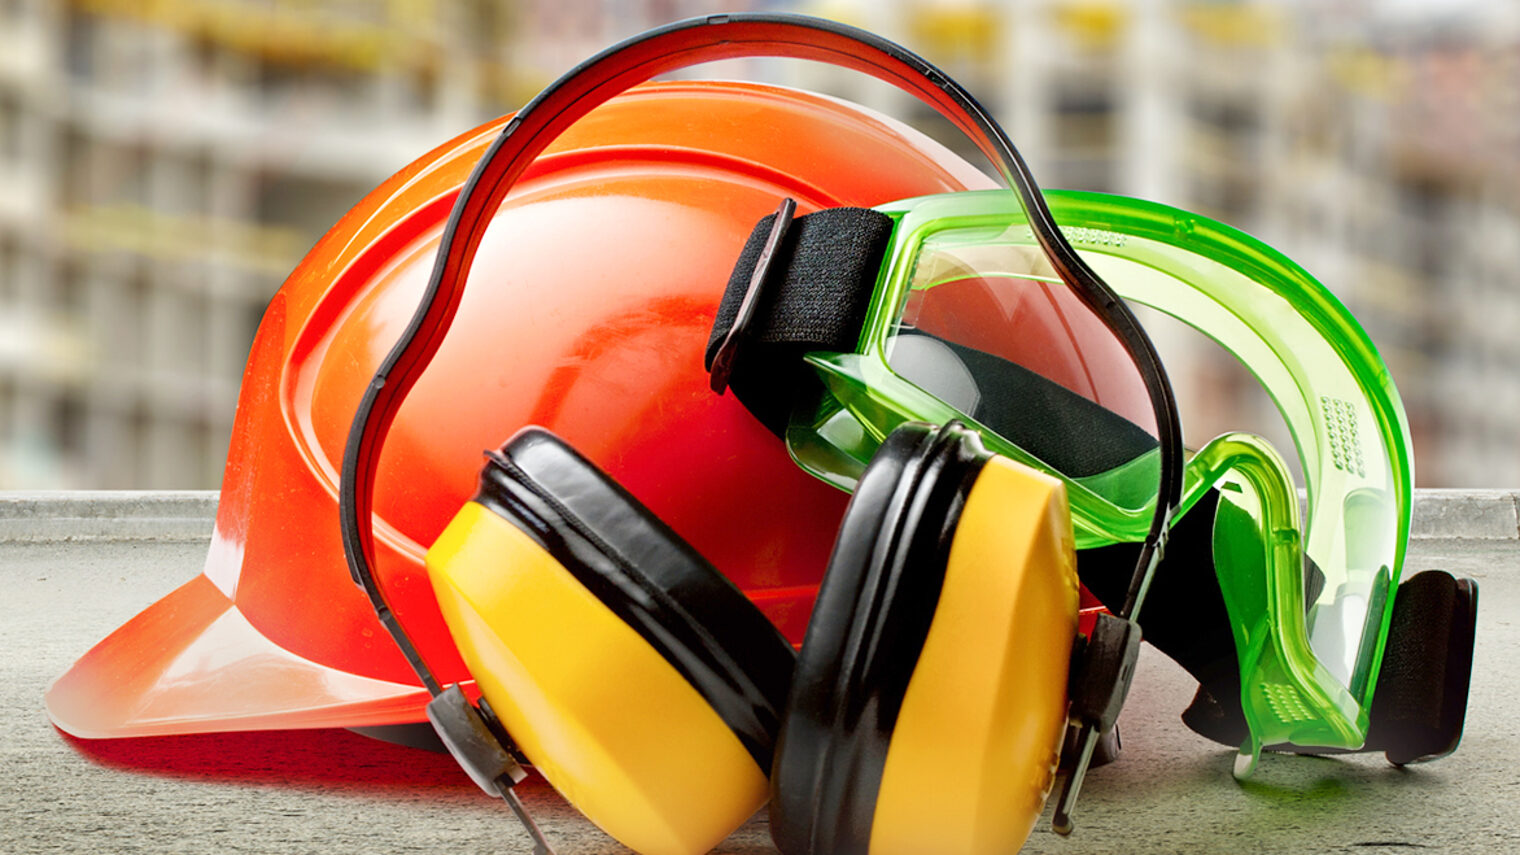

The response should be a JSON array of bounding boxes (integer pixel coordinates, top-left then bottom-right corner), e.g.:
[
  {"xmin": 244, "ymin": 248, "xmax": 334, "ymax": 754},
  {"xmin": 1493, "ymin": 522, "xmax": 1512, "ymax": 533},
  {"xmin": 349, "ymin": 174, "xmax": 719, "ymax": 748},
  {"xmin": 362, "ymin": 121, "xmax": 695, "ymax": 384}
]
[{"xmin": 707, "ymin": 187, "xmax": 1476, "ymax": 781}]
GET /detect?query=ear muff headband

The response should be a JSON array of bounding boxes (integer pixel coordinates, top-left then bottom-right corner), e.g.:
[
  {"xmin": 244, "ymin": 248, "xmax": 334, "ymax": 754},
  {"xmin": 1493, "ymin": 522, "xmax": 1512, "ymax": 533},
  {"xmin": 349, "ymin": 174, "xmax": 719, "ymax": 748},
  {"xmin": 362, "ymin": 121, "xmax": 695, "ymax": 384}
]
[{"xmin": 339, "ymin": 11, "xmax": 1182, "ymax": 694}]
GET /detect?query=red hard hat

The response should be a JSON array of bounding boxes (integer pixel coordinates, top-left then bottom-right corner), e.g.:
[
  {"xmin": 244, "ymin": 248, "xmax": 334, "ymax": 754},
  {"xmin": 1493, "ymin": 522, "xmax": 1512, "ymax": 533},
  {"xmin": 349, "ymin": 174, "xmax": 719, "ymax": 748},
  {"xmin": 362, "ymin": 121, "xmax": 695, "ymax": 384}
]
[{"xmin": 46, "ymin": 80, "xmax": 1002, "ymax": 739}]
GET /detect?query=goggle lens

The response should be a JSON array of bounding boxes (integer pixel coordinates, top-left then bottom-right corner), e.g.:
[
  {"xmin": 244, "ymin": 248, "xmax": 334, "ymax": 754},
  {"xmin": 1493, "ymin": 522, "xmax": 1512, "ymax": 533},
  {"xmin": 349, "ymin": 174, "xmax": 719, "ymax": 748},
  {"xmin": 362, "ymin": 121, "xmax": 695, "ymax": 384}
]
[{"xmin": 887, "ymin": 224, "xmax": 1161, "ymax": 512}]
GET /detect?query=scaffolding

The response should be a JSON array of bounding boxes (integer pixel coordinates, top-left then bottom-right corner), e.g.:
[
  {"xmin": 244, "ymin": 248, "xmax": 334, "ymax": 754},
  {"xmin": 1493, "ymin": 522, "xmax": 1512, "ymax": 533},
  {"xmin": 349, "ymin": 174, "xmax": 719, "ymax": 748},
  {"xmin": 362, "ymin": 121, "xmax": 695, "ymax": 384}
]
[{"xmin": 1, "ymin": 0, "xmax": 1516, "ymax": 488}]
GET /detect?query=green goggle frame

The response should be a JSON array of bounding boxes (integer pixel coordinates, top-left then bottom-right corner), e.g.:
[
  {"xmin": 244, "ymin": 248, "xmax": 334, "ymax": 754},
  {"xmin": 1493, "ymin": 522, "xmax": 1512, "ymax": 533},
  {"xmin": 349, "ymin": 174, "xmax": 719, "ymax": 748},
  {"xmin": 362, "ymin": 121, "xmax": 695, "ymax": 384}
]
[{"xmin": 782, "ymin": 189, "xmax": 1413, "ymax": 772}]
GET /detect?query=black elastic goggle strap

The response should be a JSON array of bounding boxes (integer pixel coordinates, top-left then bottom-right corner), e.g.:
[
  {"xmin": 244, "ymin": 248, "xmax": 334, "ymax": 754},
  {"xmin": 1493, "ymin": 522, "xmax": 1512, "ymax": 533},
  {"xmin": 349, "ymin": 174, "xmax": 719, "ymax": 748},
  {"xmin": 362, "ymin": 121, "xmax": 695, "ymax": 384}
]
[
  {"xmin": 902, "ymin": 334, "xmax": 1159, "ymax": 478},
  {"xmin": 1078, "ymin": 490, "xmax": 1243, "ymax": 722},
  {"xmin": 704, "ymin": 205, "xmax": 893, "ymax": 435},
  {"xmin": 1177, "ymin": 568, "xmax": 1477, "ymax": 764}
]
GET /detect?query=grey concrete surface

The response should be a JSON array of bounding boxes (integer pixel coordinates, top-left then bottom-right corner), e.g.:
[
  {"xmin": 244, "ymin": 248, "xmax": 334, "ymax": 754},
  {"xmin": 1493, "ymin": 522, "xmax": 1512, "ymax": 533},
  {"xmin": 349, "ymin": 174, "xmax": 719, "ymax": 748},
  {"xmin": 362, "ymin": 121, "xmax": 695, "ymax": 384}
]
[
  {"xmin": 0, "ymin": 491, "xmax": 215, "ymax": 543},
  {"xmin": 2, "ymin": 492, "xmax": 1516, "ymax": 854}
]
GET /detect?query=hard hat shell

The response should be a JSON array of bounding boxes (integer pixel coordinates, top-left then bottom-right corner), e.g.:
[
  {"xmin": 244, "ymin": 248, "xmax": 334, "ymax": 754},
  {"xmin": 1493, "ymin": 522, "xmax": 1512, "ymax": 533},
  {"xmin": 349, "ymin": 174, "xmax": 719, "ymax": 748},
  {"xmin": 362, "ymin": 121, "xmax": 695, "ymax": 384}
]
[{"xmin": 46, "ymin": 80, "xmax": 998, "ymax": 738}]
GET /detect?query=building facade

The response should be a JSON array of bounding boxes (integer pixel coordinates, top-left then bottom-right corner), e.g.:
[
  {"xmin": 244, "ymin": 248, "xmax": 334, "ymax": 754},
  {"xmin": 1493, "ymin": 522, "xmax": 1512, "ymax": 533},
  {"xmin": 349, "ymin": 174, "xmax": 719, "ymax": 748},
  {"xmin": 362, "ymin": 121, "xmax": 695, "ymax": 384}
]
[{"xmin": 0, "ymin": 0, "xmax": 1515, "ymax": 488}]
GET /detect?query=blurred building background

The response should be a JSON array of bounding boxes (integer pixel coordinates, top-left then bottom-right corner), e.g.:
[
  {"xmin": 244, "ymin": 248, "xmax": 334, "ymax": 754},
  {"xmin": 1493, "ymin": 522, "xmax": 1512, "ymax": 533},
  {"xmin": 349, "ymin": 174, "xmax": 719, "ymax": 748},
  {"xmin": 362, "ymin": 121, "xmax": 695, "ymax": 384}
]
[{"xmin": 0, "ymin": 0, "xmax": 1515, "ymax": 489}]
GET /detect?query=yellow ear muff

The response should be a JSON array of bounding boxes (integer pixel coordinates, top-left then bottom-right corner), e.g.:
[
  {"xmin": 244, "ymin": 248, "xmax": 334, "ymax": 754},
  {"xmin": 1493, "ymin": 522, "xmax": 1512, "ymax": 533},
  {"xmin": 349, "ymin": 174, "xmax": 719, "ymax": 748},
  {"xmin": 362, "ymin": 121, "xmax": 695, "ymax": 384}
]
[
  {"xmin": 427, "ymin": 501, "xmax": 768, "ymax": 855},
  {"xmin": 870, "ymin": 455, "xmax": 1079, "ymax": 855},
  {"xmin": 769, "ymin": 421, "xmax": 1080, "ymax": 855}
]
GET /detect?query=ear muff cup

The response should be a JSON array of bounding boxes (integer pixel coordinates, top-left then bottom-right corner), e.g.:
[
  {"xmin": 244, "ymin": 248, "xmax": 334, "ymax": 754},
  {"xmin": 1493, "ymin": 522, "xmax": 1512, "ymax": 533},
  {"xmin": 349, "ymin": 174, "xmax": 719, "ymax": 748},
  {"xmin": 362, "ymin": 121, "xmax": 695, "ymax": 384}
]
[
  {"xmin": 426, "ymin": 427, "xmax": 794, "ymax": 855},
  {"xmin": 770, "ymin": 421, "xmax": 981, "ymax": 854},
  {"xmin": 770, "ymin": 422, "xmax": 1080, "ymax": 855}
]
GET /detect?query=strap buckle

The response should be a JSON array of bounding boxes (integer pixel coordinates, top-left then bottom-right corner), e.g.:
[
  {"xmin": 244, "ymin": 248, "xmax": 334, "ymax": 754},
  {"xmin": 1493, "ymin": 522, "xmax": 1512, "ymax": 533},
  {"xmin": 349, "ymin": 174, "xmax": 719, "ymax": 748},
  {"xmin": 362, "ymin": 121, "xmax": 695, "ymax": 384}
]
[{"xmin": 709, "ymin": 197, "xmax": 796, "ymax": 394}]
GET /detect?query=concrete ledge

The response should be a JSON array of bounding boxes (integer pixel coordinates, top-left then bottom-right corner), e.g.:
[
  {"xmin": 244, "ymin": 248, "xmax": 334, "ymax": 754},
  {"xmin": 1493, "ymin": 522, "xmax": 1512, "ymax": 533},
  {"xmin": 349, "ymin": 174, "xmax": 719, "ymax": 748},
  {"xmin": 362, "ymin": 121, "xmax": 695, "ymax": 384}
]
[
  {"xmin": 1411, "ymin": 489, "xmax": 1519, "ymax": 540},
  {"xmin": 1, "ymin": 489, "xmax": 1514, "ymax": 543},
  {"xmin": 0, "ymin": 491, "xmax": 217, "ymax": 542}
]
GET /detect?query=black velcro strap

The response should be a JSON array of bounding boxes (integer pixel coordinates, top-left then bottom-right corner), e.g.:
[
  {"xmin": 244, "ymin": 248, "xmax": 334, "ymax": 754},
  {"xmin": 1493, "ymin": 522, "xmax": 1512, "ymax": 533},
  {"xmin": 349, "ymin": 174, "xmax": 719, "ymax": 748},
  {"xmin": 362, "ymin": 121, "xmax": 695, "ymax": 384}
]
[
  {"xmin": 893, "ymin": 331, "xmax": 1158, "ymax": 478},
  {"xmin": 705, "ymin": 206, "xmax": 895, "ymax": 435},
  {"xmin": 1079, "ymin": 489, "xmax": 1246, "ymax": 738},
  {"xmin": 1084, "ymin": 492, "xmax": 1358, "ymax": 750}
]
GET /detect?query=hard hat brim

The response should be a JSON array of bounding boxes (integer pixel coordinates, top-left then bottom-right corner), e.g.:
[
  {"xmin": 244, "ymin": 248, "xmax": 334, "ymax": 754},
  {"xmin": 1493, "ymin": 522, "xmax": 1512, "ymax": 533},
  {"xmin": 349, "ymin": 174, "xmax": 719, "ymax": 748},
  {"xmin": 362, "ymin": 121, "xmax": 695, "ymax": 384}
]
[{"xmin": 45, "ymin": 573, "xmax": 430, "ymax": 739}]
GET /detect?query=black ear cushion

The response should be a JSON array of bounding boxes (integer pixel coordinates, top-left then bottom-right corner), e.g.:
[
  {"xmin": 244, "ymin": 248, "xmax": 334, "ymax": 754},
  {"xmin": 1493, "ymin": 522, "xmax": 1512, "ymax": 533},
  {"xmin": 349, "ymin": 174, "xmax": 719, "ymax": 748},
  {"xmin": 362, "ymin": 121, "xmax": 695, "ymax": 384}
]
[
  {"xmin": 769, "ymin": 422, "xmax": 987, "ymax": 855},
  {"xmin": 475, "ymin": 426, "xmax": 795, "ymax": 772}
]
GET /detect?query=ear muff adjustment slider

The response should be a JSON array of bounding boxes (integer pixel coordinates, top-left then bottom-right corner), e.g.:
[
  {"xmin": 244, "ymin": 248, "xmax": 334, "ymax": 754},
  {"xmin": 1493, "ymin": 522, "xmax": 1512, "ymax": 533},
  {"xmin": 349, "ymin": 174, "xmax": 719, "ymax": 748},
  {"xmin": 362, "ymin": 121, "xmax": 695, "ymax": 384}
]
[
  {"xmin": 426, "ymin": 685, "xmax": 529, "ymax": 794},
  {"xmin": 426, "ymin": 686, "xmax": 554, "ymax": 854},
  {"xmin": 1068, "ymin": 613, "xmax": 1142, "ymax": 734},
  {"xmin": 1054, "ymin": 611, "xmax": 1142, "ymax": 835}
]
